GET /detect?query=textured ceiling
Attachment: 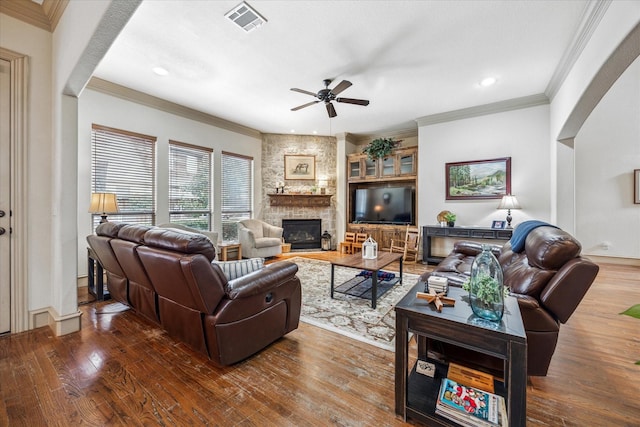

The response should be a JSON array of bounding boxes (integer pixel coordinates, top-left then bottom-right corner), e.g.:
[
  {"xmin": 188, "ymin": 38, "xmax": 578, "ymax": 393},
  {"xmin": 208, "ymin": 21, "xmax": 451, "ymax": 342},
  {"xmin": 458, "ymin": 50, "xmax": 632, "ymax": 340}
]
[{"xmin": 93, "ymin": 0, "xmax": 590, "ymax": 137}]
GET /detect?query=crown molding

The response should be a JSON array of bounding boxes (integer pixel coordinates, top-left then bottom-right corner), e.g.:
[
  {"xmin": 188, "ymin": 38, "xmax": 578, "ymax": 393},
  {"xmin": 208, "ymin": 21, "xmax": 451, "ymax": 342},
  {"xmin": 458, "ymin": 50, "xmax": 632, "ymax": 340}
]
[
  {"xmin": 0, "ymin": 0, "xmax": 68, "ymax": 32},
  {"xmin": 350, "ymin": 127, "xmax": 418, "ymax": 144},
  {"xmin": 415, "ymin": 93, "xmax": 549, "ymax": 127},
  {"xmin": 86, "ymin": 77, "xmax": 262, "ymax": 140},
  {"xmin": 545, "ymin": 0, "xmax": 611, "ymax": 100}
]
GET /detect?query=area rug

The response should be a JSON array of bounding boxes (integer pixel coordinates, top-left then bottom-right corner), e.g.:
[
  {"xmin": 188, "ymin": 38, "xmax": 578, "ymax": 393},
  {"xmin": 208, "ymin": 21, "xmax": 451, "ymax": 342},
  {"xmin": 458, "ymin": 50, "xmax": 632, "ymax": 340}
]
[{"xmin": 289, "ymin": 256, "xmax": 420, "ymax": 351}]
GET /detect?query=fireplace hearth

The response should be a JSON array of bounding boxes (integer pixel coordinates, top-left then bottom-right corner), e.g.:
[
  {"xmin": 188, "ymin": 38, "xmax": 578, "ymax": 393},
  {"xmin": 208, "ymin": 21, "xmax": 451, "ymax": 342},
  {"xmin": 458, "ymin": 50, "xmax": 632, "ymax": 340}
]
[{"xmin": 282, "ymin": 219, "xmax": 322, "ymax": 250}]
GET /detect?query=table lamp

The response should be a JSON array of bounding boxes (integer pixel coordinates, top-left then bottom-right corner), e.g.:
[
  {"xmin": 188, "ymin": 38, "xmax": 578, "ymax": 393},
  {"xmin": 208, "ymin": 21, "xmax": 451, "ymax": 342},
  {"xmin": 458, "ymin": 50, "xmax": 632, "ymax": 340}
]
[
  {"xmin": 497, "ymin": 194, "xmax": 521, "ymax": 228},
  {"xmin": 89, "ymin": 192, "xmax": 119, "ymax": 223}
]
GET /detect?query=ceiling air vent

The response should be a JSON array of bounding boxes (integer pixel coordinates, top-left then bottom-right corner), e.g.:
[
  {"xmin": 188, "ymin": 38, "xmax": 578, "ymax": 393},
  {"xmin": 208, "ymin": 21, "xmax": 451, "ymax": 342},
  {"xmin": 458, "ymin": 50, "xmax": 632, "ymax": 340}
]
[{"xmin": 225, "ymin": 2, "xmax": 267, "ymax": 33}]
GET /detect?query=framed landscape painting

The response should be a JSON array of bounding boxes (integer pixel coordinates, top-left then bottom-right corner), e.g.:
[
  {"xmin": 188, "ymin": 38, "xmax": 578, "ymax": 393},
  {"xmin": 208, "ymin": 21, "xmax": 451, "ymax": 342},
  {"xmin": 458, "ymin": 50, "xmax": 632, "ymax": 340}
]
[
  {"xmin": 284, "ymin": 155, "xmax": 316, "ymax": 180},
  {"xmin": 635, "ymin": 169, "xmax": 640, "ymax": 204},
  {"xmin": 446, "ymin": 157, "xmax": 511, "ymax": 200}
]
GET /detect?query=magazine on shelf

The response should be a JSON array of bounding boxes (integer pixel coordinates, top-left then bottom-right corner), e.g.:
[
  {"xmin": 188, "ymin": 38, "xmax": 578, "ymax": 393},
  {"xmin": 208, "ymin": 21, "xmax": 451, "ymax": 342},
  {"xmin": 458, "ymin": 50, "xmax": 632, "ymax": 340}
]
[{"xmin": 436, "ymin": 378, "xmax": 507, "ymax": 427}]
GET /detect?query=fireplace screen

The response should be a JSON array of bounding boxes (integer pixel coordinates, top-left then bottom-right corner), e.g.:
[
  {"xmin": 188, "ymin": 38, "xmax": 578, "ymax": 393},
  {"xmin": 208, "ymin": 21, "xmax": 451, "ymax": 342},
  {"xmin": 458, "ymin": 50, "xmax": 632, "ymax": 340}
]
[{"xmin": 282, "ymin": 219, "xmax": 322, "ymax": 250}]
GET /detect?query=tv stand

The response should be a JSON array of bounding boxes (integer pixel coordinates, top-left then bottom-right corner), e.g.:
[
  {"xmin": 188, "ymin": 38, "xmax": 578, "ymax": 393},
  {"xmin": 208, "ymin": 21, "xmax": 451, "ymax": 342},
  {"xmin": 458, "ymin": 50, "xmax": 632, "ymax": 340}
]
[{"xmin": 347, "ymin": 223, "xmax": 415, "ymax": 252}]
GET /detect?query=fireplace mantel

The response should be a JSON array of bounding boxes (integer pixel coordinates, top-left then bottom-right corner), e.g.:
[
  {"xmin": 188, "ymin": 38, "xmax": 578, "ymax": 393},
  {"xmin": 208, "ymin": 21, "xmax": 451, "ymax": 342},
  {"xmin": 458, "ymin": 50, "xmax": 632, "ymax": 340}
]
[{"xmin": 268, "ymin": 193, "xmax": 332, "ymax": 207}]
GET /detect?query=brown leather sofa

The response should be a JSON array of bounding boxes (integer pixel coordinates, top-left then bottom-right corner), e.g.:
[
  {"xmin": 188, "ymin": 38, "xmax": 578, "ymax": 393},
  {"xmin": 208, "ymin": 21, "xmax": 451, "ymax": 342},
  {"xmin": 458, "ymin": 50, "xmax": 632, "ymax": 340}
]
[
  {"xmin": 422, "ymin": 225, "xmax": 599, "ymax": 376},
  {"xmin": 87, "ymin": 222, "xmax": 302, "ymax": 366}
]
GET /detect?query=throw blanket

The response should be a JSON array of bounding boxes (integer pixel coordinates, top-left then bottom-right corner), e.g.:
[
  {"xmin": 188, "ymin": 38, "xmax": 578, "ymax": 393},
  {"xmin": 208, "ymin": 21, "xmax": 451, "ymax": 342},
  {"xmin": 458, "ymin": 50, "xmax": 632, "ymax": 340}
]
[
  {"xmin": 357, "ymin": 270, "xmax": 396, "ymax": 280},
  {"xmin": 510, "ymin": 220, "xmax": 558, "ymax": 252}
]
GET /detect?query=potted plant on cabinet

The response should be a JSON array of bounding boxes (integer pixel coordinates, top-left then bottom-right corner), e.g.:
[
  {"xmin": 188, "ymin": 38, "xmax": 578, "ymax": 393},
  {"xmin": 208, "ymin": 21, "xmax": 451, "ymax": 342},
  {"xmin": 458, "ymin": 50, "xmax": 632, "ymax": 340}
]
[{"xmin": 362, "ymin": 138, "xmax": 398, "ymax": 160}]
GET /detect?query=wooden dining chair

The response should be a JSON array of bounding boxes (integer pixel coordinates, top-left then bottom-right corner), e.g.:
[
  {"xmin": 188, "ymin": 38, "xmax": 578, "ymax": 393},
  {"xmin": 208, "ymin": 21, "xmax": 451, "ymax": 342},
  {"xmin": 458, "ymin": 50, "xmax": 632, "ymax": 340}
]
[
  {"xmin": 339, "ymin": 232, "xmax": 356, "ymax": 254},
  {"xmin": 351, "ymin": 233, "xmax": 368, "ymax": 253}
]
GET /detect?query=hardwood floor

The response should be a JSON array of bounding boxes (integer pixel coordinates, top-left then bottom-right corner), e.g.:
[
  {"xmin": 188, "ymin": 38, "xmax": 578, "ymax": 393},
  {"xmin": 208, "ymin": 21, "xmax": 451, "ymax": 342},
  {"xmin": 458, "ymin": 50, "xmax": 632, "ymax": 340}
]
[{"xmin": 1, "ymin": 252, "xmax": 638, "ymax": 426}]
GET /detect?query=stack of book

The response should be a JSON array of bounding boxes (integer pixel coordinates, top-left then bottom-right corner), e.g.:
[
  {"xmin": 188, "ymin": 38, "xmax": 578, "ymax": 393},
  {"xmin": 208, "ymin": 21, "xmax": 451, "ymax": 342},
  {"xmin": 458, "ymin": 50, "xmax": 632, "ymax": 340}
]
[
  {"xmin": 427, "ymin": 275, "xmax": 448, "ymax": 294},
  {"xmin": 435, "ymin": 377, "xmax": 508, "ymax": 427}
]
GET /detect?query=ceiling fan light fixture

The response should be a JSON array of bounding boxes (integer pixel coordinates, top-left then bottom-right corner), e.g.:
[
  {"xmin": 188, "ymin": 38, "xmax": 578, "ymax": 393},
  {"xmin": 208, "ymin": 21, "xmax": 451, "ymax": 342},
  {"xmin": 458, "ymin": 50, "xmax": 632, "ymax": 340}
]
[{"xmin": 225, "ymin": 2, "xmax": 267, "ymax": 33}]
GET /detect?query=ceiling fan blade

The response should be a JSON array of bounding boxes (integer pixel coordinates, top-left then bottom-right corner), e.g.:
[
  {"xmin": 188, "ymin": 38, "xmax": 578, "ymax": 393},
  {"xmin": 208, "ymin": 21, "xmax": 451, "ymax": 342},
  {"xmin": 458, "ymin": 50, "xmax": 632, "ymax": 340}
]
[
  {"xmin": 291, "ymin": 88, "xmax": 317, "ymax": 97},
  {"xmin": 326, "ymin": 102, "xmax": 337, "ymax": 118},
  {"xmin": 336, "ymin": 97, "xmax": 370, "ymax": 106},
  {"xmin": 291, "ymin": 100, "xmax": 320, "ymax": 111},
  {"xmin": 331, "ymin": 80, "xmax": 352, "ymax": 95}
]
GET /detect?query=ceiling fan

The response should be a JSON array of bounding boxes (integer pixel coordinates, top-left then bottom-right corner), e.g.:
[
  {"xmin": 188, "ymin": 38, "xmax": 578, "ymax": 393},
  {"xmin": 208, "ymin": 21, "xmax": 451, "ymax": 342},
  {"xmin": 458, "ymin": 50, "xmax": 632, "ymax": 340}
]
[{"xmin": 290, "ymin": 79, "xmax": 370, "ymax": 118}]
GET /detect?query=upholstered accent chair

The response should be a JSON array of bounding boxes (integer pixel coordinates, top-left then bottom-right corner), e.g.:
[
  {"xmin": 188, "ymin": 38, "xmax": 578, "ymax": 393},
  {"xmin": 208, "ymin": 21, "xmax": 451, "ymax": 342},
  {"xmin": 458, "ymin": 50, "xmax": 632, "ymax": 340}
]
[{"xmin": 237, "ymin": 219, "xmax": 283, "ymax": 258}]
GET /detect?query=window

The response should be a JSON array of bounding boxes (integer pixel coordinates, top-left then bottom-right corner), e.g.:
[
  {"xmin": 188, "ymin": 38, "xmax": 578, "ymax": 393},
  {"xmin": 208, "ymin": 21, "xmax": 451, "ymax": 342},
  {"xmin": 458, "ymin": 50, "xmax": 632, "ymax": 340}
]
[
  {"xmin": 221, "ymin": 151, "xmax": 253, "ymax": 241},
  {"xmin": 91, "ymin": 124, "xmax": 156, "ymax": 228},
  {"xmin": 169, "ymin": 140, "xmax": 212, "ymax": 230}
]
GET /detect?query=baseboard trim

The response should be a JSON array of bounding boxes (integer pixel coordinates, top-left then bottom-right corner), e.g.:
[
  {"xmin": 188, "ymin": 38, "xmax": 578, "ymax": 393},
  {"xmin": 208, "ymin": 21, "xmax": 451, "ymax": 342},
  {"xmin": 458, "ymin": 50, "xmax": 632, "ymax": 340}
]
[
  {"xmin": 587, "ymin": 255, "xmax": 640, "ymax": 267},
  {"xmin": 29, "ymin": 307, "xmax": 82, "ymax": 336}
]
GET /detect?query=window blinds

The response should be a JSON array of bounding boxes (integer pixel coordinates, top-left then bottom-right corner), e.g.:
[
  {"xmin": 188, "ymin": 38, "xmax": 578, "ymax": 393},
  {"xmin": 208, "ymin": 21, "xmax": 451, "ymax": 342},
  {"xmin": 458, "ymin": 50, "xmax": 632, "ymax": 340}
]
[
  {"xmin": 91, "ymin": 124, "xmax": 156, "ymax": 226},
  {"xmin": 221, "ymin": 151, "xmax": 253, "ymax": 241},
  {"xmin": 168, "ymin": 140, "xmax": 212, "ymax": 229}
]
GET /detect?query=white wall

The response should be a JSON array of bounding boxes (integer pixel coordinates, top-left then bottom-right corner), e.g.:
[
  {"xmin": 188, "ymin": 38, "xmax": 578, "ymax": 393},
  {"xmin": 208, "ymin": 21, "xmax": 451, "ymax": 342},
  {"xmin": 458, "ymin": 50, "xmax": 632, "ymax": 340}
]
[
  {"xmin": 77, "ymin": 89, "xmax": 262, "ymax": 276},
  {"xmin": 575, "ymin": 56, "xmax": 640, "ymax": 258},
  {"xmin": 0, "ymin": 14, "xmax": 54, "ymax": 312},
  {"xmin": 418, "ymin": 105, "xmax": 551, "ymax": 230}
]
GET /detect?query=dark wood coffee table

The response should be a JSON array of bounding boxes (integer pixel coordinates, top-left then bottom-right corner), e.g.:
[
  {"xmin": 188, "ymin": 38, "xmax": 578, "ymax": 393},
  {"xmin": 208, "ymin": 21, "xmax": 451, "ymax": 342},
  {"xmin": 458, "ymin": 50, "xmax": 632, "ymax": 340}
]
[
  {"xmin": 395, "ymin": 282, "xmax": 527, "ymax": 426},
  {"xmin": 330, "ymin": 252, "xmax": 403, "ymax": 309}
]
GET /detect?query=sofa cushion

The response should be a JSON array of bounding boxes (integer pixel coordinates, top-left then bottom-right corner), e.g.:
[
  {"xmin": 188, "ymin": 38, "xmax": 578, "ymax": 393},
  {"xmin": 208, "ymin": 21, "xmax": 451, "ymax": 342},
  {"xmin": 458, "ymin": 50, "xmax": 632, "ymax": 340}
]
[
  {"xmin": 96, "ymin": 221, "xmax": 126, "ymax": 237},
  {"xmin": 213, "ymin": 258, "xmax": 264, "ymax": 280},
  {"xmin": 524, "ymin": 227, "xmax": 581, "ymax": 270},
  {"xmin": 143, "ymin": 227, "xmax": 216, "ymax": 261}
]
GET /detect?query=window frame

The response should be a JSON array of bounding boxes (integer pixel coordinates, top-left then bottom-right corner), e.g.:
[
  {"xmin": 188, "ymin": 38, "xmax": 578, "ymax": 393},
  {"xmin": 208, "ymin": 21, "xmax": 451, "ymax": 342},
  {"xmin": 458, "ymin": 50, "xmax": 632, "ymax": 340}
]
[{"xmin": 168, "ymin": 140, "xmax": 213, "ymax": 230}]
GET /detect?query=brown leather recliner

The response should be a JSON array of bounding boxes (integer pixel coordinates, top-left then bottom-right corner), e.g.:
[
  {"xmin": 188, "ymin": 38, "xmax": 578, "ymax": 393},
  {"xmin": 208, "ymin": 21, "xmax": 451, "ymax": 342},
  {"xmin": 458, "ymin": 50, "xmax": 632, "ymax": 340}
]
[
  {"xmin": 110, "ymin": 224, "xmax": 159, "ymax": 324},
  {"xmin": 86, "ymin": 222, "xmax": 129, "ymax": 304},
  {"xmin": 87, "ymin": 223, "xmax": 302, "ymax": 366},
  {"xmin": 136, "ymin": 227, "xmax": 301, "ymax": 366},
  {"xmin": 422, "ymin": 225, "xmax": 599, "ymax": 376}
]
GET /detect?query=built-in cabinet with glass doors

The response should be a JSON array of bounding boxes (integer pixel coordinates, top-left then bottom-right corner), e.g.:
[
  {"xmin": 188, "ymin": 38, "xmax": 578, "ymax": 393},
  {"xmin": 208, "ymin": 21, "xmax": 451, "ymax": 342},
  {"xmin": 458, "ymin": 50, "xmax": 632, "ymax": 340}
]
[{"xmin": 346, "ymin": 146, "xmax": 418, "ymax": 251}]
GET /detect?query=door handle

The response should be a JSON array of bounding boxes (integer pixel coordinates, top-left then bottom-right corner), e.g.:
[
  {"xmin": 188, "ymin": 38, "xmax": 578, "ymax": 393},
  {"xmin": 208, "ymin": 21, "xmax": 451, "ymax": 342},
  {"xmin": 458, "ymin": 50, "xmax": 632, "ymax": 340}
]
[
  {"xmin": 0, "ymin": 210, "xmax": 4, "ymax": 217},
  {"xmin": 0, "ymin": 227, "xmax": 5, "ymax": 235}
]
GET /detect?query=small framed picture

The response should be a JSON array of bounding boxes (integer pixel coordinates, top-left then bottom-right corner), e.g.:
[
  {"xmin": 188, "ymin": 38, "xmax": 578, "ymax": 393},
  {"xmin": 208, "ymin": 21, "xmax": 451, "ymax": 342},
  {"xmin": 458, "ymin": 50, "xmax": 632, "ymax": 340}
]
[
  {"xmin": 491, "ymin": 220, "xmax": 506, "ymax": 229},
  {"xmin": 635, "ymin": 169, "xmax": 640, "ymax": 204}
]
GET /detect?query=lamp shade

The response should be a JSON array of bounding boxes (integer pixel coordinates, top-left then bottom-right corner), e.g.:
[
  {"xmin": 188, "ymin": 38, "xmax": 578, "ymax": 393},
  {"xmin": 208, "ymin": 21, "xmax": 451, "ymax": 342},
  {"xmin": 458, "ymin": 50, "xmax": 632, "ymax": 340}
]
[
  {"xmin": 497, "ymin": 194, "xmax": 521, "ymax": 210},
  {"xmin": 89, "ymin": 193, "xmax": 119, "ymax": 214}
]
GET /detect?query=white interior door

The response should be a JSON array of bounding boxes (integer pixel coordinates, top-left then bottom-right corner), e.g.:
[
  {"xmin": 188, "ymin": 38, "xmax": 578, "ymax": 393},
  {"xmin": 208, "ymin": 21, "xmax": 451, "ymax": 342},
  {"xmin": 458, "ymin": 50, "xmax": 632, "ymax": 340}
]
[{"xmin": 0, "ymin": 58, "xmax": 11, "ymax": 334}]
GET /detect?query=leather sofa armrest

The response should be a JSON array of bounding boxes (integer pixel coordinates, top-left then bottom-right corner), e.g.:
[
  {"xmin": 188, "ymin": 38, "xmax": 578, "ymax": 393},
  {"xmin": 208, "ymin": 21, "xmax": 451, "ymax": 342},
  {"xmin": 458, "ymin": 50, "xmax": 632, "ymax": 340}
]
[
  {"xmin": 225, "ymin": 261, "xmax": 298, "ymax": 299},
  {"xmin": 452, "ymin": 241, "xmax": 486, "ymax": 256},
  {"xmin": 539, "ymin": 257, "xmax": 599, "ymax": 323}
]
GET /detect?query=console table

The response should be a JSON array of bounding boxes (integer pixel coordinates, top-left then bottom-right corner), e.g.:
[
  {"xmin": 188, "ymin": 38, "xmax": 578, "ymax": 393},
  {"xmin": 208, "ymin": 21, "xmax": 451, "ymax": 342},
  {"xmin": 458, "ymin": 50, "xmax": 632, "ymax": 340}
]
[{"xmin": 423, "ymin": 225, "xmax": 512, "ymax": 265}]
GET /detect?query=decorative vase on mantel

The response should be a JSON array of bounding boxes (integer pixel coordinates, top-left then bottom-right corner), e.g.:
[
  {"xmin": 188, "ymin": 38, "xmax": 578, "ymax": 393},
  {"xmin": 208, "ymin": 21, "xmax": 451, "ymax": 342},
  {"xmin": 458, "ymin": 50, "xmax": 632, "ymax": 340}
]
[{"xmin": 469, "ymin": 244, "xmax": 505, "ymax": 321}]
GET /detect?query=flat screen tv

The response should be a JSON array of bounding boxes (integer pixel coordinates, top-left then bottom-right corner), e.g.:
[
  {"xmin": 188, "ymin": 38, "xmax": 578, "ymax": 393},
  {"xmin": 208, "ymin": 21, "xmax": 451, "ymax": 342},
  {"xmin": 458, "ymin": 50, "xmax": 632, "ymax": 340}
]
[{"xmin": 352, "ymin": 186, "xmax": 415, "ymax": 225}]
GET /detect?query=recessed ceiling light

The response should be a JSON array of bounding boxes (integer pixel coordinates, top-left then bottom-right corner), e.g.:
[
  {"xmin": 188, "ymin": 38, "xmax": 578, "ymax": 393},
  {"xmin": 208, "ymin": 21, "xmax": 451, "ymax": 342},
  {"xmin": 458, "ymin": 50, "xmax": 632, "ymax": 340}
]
[
  {"xmin": 290, "ymin": 129, "xmax": 295, "ymax": 133},
  {"xmin": 152, "ymin": 66, "xmax": 169, "ymax": 76},
  {"xmin": 479, "ymin": 77, "xmax": 497, "ymax": 87},
  {"xmin": 313, "ymin": 131, "xmax": 318, "ymax": 134}
]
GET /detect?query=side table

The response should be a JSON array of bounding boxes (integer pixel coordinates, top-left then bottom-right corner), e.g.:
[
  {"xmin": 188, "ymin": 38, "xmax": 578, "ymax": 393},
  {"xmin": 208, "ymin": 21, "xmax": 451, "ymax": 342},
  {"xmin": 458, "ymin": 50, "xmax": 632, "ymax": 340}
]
[
  {"xmin": 87, "ymin": 247, "xmax": 109, "ymax": 301},
  {"xmin": 395, "ymin": 282, "xmax": 527, "ymax": 426},
  {"xmin": 218, "ymin": 242, "xmax": 242, "ymax": 261}
]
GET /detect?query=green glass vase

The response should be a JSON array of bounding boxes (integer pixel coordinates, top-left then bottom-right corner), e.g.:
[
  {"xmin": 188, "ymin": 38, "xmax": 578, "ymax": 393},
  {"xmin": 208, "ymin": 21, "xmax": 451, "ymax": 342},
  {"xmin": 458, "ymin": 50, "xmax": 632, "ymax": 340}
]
[{"xmin": 469, "ymin": 244, "xmax": 504, "ymax": 321}]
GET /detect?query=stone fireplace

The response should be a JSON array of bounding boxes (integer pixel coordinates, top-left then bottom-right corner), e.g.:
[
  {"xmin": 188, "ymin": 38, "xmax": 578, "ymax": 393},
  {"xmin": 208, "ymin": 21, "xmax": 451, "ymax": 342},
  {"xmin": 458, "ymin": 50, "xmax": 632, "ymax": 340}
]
[{"xmin": 282, "ymin": 219, "xmax": 322, "ymax": 250}]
